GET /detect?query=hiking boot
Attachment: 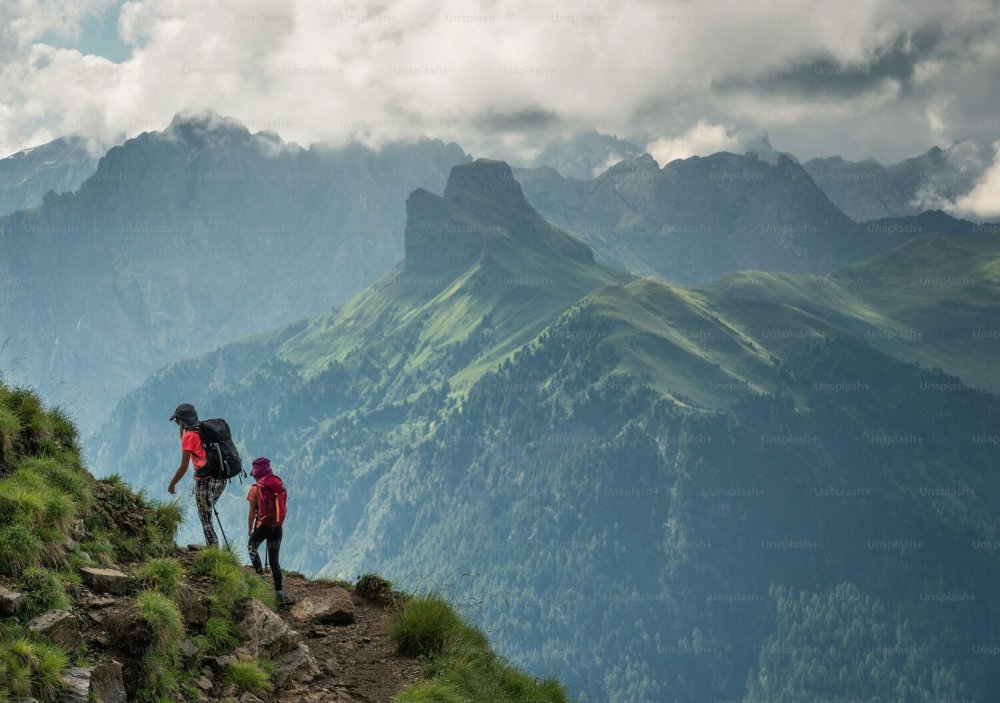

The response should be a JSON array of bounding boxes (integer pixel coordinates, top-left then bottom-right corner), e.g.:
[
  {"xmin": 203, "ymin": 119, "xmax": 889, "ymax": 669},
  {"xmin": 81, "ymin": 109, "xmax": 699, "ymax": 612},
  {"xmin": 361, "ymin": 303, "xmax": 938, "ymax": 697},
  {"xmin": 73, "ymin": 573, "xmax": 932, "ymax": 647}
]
[{"xmin": 275, "ymin": 591, "xmax": 286, "ymax": 607}]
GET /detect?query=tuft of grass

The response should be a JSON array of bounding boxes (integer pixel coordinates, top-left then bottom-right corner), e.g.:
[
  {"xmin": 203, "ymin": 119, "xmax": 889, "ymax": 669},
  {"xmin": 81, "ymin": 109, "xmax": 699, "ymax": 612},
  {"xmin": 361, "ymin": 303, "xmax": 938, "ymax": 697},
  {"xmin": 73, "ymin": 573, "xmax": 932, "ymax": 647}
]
[
  {"xmin": 46, "ymin": 408, "xmax": 78, "ymax": 452},
  {"xmin": 137, "ymin": 650, "xmax": 181, "ymax": 701},
  {"xmin": 41, "ymin": 491, "xmax": 75, "ymax": 532},
  {"xmin": 190, "ymin": 545, "xmax": 242, "ymax": 576},
  {"xmin": 392, "ymin": 679, "xmax": 466, "ymax": 703},
  {"xmin": 18, "ymin": 457, "xmax": 91, "ymax": 508},
  {"xmin": 192, "ymin": 547, "xmax": 275, "ymax": 612},
  {"xmin": 79, "ymin": 536, "xmax": 116, "ymax": 565},
  {"xmin": 390, "ymin": 596, "xmax": 570, "ymax": 703},
  {"xmin": 20, "ymin": 567, "xmax": 70, "ymax": 616},
  {"xmin": 196, "ymin": 615, "xmax": 242, "ymax": 655},
  {"xmin": 389, "ymin": 594, "xmax": 464, "ymax": 657},
  {"xmin": 0, "ymin": 630, "xmax": 68, "ymax": 703},
  {"xmin": 0, "ymin": 405, "xmax": 22, "ymax": 469},
  {"xmin": 32, "ymin": 640, "xmax": 68, "ymax": 702},
  {"xmin": 225, "ymin": 659, "xmax": 274, "ymax": 695},
  {"xmin": 148, "ymin": 498, "xmax": 183, "ymax": 544},
  {"xmin": 356, "ymin": 573, "xmax": 394, "ymax": 602},
  {"xmin": 101, "ymin": 473, "xmax": 127, "ymax": 489},
  {"xmin": 0, "ymin": 524, "xmax": 42, "ymax": 575},
  {"xmin": 136, "ymin": 590, "xmax": 185, "ymax": 650},
  {"xmin": 135, "ymin": 558, "xmax": 185, "ymax": 598}
]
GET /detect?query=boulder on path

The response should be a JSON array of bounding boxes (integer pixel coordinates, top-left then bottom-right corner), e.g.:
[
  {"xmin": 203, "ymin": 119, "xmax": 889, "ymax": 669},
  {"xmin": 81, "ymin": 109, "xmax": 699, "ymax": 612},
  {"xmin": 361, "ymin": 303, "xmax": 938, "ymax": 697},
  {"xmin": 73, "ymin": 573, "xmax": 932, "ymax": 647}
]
[
  {"xmin": 80, "ymin": 567, "xmax": 130, "ymax": 594},
  {"xmin": 59, "ymin": 667, "xmax": 91, "ymax": 703},
  {"xmin": 235, "ymin": 598, "xmax": 300, "ymax": 660},
  {"xmin": 0, "ymin": 586, "xmax": 25, "ymax": 615},
  {"xmin": 179, "ymin": 638, "xmax": 200, "ymax": 659},
  {"xmin": 235, "ymin": 599, "xmax": 319, "ymax": 687},
  {"xmin": 90, "ymin": 660, "xmax": 127, "ymax": 703},
  {"xmin": 28, "ymin": 610, "xmax": 82, "ymax": 650},
  {"xmin": 289, "ymin": 588, "xmax": 355, "ymax": 625},
  {"xmin": 273, "ymin": 642, "xmax": 321, "ymax": 687}
]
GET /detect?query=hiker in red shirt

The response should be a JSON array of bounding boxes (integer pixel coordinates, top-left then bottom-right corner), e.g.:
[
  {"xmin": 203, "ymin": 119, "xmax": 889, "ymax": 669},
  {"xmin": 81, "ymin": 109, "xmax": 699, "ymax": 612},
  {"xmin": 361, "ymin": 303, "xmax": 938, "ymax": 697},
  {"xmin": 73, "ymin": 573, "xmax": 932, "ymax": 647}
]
[
  {"xmin": 167, "ymin": 403, "xmax": 228, "ymax": 547},
  {"xmin": 247, "ymin": 457, "xmax": 287, "ymax": 605}
]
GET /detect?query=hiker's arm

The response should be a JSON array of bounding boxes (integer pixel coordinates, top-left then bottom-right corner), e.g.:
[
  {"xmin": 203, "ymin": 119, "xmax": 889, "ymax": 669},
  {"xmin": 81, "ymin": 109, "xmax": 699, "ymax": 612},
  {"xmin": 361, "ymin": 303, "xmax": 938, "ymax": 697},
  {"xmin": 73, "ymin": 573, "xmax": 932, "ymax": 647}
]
[
  {"xmin": 168, "ymin": 451, "xmax": 192, "ymax": 494},
  {"xmin": 248, "ymin": 493, "xmax": 258, "ymax": 535}
]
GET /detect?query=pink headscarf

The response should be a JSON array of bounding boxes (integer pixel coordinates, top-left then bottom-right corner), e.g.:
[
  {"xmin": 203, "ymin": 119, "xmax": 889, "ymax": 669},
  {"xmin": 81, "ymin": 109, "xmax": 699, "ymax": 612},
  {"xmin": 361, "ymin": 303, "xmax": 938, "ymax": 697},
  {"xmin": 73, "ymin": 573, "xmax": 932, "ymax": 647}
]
[{"xmin": 251, "ymin": 457, "xmax": 273, "ymax": 480}]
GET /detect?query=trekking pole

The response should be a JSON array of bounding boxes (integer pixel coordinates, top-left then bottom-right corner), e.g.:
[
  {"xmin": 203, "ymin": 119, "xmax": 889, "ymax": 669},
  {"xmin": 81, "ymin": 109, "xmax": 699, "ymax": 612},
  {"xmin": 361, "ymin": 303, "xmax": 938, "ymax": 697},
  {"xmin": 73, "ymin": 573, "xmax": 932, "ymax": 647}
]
[
  {"xmin": 264, "ymin": 547, "xmax": 270, "ymax": 574},
  {"xmin": 213, "ymin": 506, "xmax": 231, "ymax": 551}
]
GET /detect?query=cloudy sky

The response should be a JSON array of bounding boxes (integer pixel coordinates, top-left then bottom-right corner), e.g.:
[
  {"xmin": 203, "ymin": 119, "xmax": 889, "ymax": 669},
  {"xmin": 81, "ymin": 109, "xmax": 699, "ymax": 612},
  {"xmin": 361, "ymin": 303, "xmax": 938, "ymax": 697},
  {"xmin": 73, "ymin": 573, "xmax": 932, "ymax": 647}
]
[{"xmin": 2, "ymin": 0, "xmax": 999, "ymax": 174}]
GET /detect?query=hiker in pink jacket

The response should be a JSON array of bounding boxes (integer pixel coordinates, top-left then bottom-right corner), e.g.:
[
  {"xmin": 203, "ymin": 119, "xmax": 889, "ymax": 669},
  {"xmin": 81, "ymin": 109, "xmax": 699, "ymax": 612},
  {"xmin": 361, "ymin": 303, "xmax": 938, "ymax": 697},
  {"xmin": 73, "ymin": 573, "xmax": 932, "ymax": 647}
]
[{"xmin": 247, "ymin": 457, "xmax": 288, "ymax": 605}]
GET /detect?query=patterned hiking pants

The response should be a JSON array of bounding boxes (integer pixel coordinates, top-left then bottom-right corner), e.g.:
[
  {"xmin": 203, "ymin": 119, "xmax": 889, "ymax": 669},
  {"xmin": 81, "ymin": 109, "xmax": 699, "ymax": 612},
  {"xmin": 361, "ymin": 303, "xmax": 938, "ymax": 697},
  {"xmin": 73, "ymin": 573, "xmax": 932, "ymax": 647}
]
[{"xmin": 194, "ymin": 477, "xmax": 227, "ymax": 547}]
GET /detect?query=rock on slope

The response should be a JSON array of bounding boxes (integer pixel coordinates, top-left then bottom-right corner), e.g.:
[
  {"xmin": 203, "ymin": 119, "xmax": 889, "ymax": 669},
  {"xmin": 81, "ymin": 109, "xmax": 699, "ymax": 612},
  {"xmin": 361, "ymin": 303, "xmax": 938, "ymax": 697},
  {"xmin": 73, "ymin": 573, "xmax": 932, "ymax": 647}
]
[{"xmin": 0, "ymin": 135, "xmax": 100, "ymax": 218}]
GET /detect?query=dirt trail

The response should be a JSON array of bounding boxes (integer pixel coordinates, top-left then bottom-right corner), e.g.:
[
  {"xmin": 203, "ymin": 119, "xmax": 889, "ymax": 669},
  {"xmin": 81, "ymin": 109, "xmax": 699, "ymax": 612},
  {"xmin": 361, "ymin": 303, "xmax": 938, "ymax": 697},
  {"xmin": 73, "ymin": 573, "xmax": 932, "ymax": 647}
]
[
  {"xmin": 275, "ymin": 570, "xmax": 423, "ymax": 703},
  {"xmin": 174, "ymin": 548, "xmax": 422, "ymax": 703}
]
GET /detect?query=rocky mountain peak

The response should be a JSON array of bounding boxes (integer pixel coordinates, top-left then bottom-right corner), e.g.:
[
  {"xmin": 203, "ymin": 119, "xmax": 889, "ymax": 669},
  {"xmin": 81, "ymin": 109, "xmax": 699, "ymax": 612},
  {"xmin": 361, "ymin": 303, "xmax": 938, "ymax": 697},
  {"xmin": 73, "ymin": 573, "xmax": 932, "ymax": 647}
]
[
  {"xmin": 164, "ymin": 108, "xmax": 253, "ymax": 145},
  {"xmin": 405, "ymin": 159, "xmax": 595, "ymax": 275},
  {"xmin": 442, "ymin": 158, "xmax": 535, "ymax": 215}
]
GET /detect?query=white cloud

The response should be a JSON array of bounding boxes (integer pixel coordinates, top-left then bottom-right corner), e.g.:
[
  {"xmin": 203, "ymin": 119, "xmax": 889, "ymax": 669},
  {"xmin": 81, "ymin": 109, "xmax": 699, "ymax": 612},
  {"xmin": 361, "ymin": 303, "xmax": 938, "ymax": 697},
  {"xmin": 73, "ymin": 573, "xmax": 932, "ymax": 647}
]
[
  {"xmin": 0, "ymin": 0, "xmax": 998, "ymax": 165},
  {"xmin": 645, "ymin": 121, "xmax": 742, "ymax": 165},
  {"xmin": 953, "ymin": 141, "xmax": 1000, "ymax": 219}
]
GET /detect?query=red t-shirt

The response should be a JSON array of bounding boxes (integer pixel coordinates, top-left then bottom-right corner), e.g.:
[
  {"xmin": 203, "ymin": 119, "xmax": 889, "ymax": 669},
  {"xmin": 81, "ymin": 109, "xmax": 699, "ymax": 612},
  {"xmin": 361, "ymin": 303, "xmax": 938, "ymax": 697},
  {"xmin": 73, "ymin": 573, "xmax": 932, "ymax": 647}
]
[{"xmin": 181, "ymin": 430, "xmax": 207, "ymax": 470}]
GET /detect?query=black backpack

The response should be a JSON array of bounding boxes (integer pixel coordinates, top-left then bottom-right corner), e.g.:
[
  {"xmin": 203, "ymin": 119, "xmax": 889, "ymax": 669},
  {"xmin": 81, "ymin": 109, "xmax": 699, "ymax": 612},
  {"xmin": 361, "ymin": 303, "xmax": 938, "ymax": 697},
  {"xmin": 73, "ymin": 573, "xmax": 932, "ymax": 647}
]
[{"xmin": 195, "ymin": 418, "xmax": 246, "ymax": 482}]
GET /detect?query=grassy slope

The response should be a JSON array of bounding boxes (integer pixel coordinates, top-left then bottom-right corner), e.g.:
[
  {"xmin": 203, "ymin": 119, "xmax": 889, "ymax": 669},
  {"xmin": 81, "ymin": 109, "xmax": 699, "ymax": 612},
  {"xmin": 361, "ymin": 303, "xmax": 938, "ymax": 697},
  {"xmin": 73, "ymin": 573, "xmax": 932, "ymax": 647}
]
[
  {"xmin": 277, "ymin": 207, "xmax": 626, "ymax": 399},
  {"xmin": 390, "ymin": 594, "xmax": 569, "ymax": 703},
  {"xmin": 2, "ymin": 381, "xmax": 573, "ymax": 702},
  {"xmin": 707, "ymin": 232, "xmax": 1000, "ymax": 391},
  {"xmin": 522, "ymin": 277, "xmax": 856, "ymax": 412},
  {"xmin": 0, "ymin": 379, "xmax": 186, "ymax": 701}
]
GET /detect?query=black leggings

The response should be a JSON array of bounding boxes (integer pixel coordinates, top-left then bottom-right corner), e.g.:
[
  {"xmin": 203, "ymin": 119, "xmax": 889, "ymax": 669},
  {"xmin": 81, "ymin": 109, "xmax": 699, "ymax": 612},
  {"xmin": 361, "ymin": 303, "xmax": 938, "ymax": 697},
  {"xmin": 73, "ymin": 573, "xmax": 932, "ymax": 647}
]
[{"xmin": 248, "ymin": 525, "xmax": 283, "ymax": 591}]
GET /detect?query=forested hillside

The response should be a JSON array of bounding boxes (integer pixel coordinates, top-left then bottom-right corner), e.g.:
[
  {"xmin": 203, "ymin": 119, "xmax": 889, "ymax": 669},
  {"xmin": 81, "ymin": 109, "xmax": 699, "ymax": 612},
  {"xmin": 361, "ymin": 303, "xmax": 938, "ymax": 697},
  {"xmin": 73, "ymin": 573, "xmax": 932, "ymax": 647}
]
[{"xmin": 98, "ymin": 160, "xmax": 1000, "ymax": 701}]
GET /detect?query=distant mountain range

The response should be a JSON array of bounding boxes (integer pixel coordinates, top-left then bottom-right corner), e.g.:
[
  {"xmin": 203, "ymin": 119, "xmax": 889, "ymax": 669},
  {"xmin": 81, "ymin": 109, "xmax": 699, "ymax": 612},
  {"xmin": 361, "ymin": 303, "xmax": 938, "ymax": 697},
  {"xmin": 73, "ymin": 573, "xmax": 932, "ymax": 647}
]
[
  {"xmin": 515, "ymin": 152, "xmax": 982, "ymax": 283},
  {"xmin": 0, "ymin": 111, "xmax": 468, "ymax": 433},
  {"xmin": 1, "ymin": 113, "xmax": 992, "ymax": 438},
  {"xmin": 526, "ymin": 129, "xmax": 645, "ymax": 179},
  {"xmin": 0, "ymin": 135, "xmax": 100, "ymax": 217},
  {"xmin": 97, "ymin": 159, "xmax": 1000, "ymax": 703},
  {"xmin": 803, "ymin": 142, "xmax": 993, "ymax": 221}
]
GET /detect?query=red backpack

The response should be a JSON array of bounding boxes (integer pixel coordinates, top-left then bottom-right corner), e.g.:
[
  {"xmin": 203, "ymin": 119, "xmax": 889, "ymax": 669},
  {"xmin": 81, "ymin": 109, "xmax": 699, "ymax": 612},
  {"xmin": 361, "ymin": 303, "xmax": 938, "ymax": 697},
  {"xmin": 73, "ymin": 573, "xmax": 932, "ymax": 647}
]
[{"xmin": 255, "ymin": 475, "xmax": 287, "ymax": 527}]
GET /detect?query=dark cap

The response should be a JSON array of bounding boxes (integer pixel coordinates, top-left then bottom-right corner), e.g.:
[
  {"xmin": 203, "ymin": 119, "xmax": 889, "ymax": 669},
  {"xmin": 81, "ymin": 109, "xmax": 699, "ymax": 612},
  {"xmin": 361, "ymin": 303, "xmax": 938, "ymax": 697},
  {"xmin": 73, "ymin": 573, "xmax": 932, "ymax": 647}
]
[{"xmin": 169, "ymin": 403, "xmax": 199, "ymax": 427}]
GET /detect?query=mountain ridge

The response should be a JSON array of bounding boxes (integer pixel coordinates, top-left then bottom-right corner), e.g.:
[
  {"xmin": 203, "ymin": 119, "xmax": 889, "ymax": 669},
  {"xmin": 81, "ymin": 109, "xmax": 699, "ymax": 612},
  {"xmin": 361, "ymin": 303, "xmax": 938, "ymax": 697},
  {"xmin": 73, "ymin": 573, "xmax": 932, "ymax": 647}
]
[
  {"xmin": 0, "ymin": 112, "xmax": 471, "ymax": 435},
  {"xmin": 514, "ymin": 148, "xmax": 965, "ymax": 284},
  {"xmin": 0, "ymin": 135, "xmax": 100, "ymax": 218}
]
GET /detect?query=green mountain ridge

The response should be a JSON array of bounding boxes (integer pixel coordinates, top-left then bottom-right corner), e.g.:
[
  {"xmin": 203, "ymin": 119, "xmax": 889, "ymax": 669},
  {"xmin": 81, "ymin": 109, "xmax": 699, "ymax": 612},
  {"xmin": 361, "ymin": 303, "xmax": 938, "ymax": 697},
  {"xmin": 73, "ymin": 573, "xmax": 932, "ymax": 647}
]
[
  {"xmin": 280, "ymin": 159, "xmax": 625, "ymax": 392},
  {"xmin": 97, "ymin": 160, "xmax": 1000, "ymax": 702},
  {"xmin": 709, "ymin": 229, "xmax": 1000, "ymax": 392}
]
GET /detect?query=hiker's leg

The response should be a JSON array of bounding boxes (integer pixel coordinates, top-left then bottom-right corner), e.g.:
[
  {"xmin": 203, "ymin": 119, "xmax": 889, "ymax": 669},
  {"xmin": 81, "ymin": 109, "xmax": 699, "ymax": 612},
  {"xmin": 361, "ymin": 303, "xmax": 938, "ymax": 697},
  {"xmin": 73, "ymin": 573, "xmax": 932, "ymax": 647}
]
[
  {"xmin": 194, "ymin": 480, "xmax": 218, "ymax": 547},
  {"xmin": 247, "ymin": 526, "xmax": 265, "ymax": 574},
  {"xmin": 209, "ymin": 477, "xmax": 226, "ymax": 507},
  {"xmin": 267, "ymin": 526, "xmax": 283, "ymax": 592}
]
